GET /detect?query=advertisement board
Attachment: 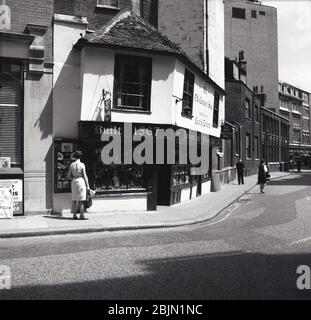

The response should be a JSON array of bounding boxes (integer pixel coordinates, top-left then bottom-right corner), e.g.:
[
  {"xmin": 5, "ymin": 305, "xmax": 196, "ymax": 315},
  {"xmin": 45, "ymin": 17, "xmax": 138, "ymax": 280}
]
[{"xmin": 0, "ymin": 179, "xmax": 23, "ymax": 216}]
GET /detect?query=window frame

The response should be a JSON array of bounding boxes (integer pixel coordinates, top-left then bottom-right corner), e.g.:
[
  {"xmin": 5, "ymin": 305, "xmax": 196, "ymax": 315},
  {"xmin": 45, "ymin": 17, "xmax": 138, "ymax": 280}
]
[
  {"xmin": 245, "ymin": 98, "xmax": 251, "ymax": 119},
  {"xmin": 181, "ymin": 69, "xmax": 195, "ymax": 118},
  {"xmin": 232, "ymin": 7, "xmax": 246, "ymax": 20},
  {"xmin": 96, "ymin": 0, "xmax": 119, "ymax": 9},
  {"xmin": 245, "ymin": 133, "xmax": 251, "ymax": 159},
  {"xmin": 213, "ymin": 91, "xmax": 220, "ymax": 128},
  {"xmin": 113, "ymin": 54, "xmax": 152, "ymax": 112}
]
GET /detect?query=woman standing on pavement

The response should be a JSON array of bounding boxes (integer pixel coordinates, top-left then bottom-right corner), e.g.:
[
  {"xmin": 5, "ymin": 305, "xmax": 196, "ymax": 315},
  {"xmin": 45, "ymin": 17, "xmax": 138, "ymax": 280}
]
[
  {"xmin": 68, "ymin": 150, "xmax": 90, "ymax": 219},
  {"xmin": 258, "ymin": 159, "xmax": 268, "ymax": 194}
]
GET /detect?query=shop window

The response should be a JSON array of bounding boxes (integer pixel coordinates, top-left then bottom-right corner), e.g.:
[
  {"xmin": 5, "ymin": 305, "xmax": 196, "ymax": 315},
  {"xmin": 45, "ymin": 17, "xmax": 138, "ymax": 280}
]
[
  {"xmin": 246, "ymin": 133, "xmax": 251, "ymax": 159},
  {"xmin": 114, "ymin": 54, "xmax": 152, "ymax": 111},
  {"xmin": 182, "ymin": 69, "xmax": 195, "ymax": 117},
  {"xmin": 251, "ymin": 10, "xmax": 257, "ymax": 18},
  {"xmin": 97, "ymin": 0, "xmax": 119, "ymax": 8},
  {"xmin": 245, "ymin": 98, "xmax": 251, "ymax": 119},
  {"xmin": 0, "ymin": 62, "xmax": 23, "ymax": 168},
  {"xmin": 232, "ymin": 7, "xmax": 246, "ymax": 19},
  {"xmin": 293, "ymin": 130, "xmax": 301, "ymax": 143},
  {"xmin": 213, "ymin": 92, "xmax": 220, "ymax": 128}
]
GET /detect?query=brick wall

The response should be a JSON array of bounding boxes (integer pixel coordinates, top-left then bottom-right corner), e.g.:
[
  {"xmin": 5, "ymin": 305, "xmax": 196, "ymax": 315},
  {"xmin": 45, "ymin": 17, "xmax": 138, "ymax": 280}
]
[
  {"xmin": 54, "ymin": 0, "xmax": 157, "ymax": 31},
  {"xmin": 6, "ymin": 0, "xmax": 54, "ymax": 63}
]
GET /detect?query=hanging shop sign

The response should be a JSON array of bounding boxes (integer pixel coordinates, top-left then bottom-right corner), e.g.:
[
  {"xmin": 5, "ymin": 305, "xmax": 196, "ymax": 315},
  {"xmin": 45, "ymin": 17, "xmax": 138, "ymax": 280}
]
[
  {"xmin": 0, "ymin": 179, "xmax": 23, "ymax": 216},
  {"xmin": 220, "ymin": 123, "xmax": 233, "ymax": 139}
]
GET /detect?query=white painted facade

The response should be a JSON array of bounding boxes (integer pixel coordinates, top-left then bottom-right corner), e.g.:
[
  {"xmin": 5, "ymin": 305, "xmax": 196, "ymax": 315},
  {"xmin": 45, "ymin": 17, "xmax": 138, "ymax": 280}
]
[{"xmin": 52, "ymin": 14, "xmax": 225, "ymax": 213}]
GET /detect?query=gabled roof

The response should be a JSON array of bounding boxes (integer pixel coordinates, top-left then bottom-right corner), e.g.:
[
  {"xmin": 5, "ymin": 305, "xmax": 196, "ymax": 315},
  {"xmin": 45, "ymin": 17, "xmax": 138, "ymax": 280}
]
[{"xmin": 75, "ymin": 11, "xmax": 225, "ymax": 95}]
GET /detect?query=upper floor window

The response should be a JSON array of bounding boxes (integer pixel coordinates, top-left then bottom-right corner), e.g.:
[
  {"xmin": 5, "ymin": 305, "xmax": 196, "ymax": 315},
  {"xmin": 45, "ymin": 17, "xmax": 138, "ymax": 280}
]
[
  {"xmin": 182, "ymin": 69, "xmax": 195, "ymax": 117},
  {"xmin": 245, "ymin": 98, "xmax": 251, "ymax": 119},
  {"xmin": 232, "ymin": 7, "xmax": 246, "ymax": 20},
  {"xmin": 213, "ymin": 92, "xmax": 220, "ymax": 128},
  {"xmin": 114, "ymin": 54, "xmax": 152, "ymax": 111},
  {"xmin": 259, "ymin": 11, "xmax": 266, "ymax": 16},
  {"xmin": 293, "ymin": 115, "xmax": 301, "ymax": 127},
  {"xmin": 97, "ymin": 0, "xmax": 119, "ymax": 8},
  {"xmin": 254, "ymin": 105, "xmax": 259, "ymax": 122},
  {"xmin": 246, "ymin": 133, "xmax": 251, "ymax": 159},
  {"xmin": 292, "ymin": 102, "xmax": 300, "ymax": 112},
  {"xmin": 251, "ymin": 10, "xmax": 257, "ymax": 18}
]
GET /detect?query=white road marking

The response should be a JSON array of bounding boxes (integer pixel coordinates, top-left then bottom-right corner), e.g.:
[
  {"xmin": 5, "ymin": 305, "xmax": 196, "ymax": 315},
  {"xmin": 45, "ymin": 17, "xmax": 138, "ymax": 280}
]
[
  {"xmin": 206, "ymin": 204, "xmax": 238, "ymax": 226},
  {"xmin": 291, "ymin": 236, "xmax": 311, "ymax": 245}
]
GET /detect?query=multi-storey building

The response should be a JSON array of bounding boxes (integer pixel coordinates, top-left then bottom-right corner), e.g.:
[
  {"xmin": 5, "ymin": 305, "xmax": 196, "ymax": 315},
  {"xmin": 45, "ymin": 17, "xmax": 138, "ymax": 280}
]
[
  {"xmin": 51, "ymin": 0, "xmax": 226, "ymax": 213},
  {"xmin": 224, "ymin": 0, "xmax": 279, "ymax": 112},
  {"xmin": 279, "ymin": 81, "xmax": 311, "ymax": 163},
  {"xmin": 0, "ymin": 0, "xmax": 54, "ymax": 216}
]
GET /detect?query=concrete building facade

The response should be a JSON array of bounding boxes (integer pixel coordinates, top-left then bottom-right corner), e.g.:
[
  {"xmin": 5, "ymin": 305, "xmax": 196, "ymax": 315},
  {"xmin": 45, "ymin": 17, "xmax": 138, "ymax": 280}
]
[
  {"xmin": 224, "ymin": 0, "xmax": 279, "ymax": 111},
  {"xmin": 0, "ymin": 0, "xmax": 54, "ymax": 216}
]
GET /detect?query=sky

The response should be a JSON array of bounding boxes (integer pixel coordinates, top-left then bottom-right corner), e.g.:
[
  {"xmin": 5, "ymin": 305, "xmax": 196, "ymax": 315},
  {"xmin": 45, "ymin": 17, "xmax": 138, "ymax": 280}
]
[{"xmin": 262, "ymin": 0, "xmax": 311, "ymax": 93}]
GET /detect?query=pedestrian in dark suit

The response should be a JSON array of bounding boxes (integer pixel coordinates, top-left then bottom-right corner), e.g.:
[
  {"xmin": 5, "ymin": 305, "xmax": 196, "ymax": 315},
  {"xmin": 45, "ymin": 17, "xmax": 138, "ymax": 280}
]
[
  {"xmin": 236, "ymin": 158, "xmax": 245, "ymax": 185},
  {"xmin": 258, "ymin": 159, "xmax": 268, "ymax": 193}
]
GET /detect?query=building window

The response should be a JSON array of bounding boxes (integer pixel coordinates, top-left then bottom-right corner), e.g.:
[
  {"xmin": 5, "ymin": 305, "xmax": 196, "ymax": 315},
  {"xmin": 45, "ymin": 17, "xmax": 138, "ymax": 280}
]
[
  {"xmin": 0, "ymin": 62, "xmax": 23, "ymax": 167},
  {"xmin": 114, "ymin": 54, "xmax": 152, "ymax": 111},
  {"xmin": 292, "ymin": 102, "xmax": 300, "ymax": 113},
  {"xmin": 303, "ymin": 118, "xmax": 310, "ymax": 131},
  {"xmin": 245, "ymin": 98, "xmax": 251, "ymax": 119},
  {"xmin": 254, "ymin": 136, "xmax": 259, "ymax": 159},
  {"xmin": 213, "ymin": 92, "xmax": 220, "ymax": 128},
  {"xmin": 259, "ymin": 11, "xmax": 266, "ymax": 16},
  {"xmin": 254, "ymin": 105, "xmax": 259, "ymax": 122},
  {"xmin": 182, "ymin": 69, "xmax": 195, "ymax": 117},
  {"xmin": 303, "ymin": 133, "xmax": 310, "ymax": 145},
  {"xmin": 232, "ymin": 7, "xmax": 246, "ymax": 19},
  {"xmin": 293, "ymin": 130, "xmax": 301, "ymax": 143},
  {"xmin": 246, "ymin": 133, "xmax": 251, "ymax": 158},
  {"xmin": 235, "ymin": 130, "xmax": 239, "ymax": 155},
  {"xmin": 97, "ymin": 0, "xmax": 119, "ymax": 8},
  {"xmin": 304, "ymin": 107, "xmax": 310, "ymax": 118},
  {"xmin": 251, "ymin": 10, "xmax": 257, "ymax": 18}
]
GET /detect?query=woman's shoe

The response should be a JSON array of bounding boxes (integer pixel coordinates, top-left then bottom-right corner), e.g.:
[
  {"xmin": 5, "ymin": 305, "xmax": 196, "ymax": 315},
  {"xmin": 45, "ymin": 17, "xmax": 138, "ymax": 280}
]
[
  {"xmin": 80, "ymin": 215, "xmax": 86, "ymax": 220},
  {"xmin": 73, "ymin": 215, "xmax": 78, "ymax": 220}
]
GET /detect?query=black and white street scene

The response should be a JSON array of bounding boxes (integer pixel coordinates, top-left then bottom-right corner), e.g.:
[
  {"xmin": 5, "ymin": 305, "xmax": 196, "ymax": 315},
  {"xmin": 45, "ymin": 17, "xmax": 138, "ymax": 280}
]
[{"xmin": 1, "ymin": 0, "xmax": 311, "ymax": 301}]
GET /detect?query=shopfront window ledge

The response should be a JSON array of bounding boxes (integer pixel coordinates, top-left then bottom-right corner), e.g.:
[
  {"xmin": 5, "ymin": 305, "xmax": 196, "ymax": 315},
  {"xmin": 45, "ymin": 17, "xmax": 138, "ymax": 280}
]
[
  {"xmin": 94, "ymin": 190, "xmax": 148, "ymax": 198},
  {"xmin": 112, "ymin": 108, "xmax": 151, "ymax": 115},
  {"xmin": 0, "ymin": 168, "xmax": 24, "ymax": 175},
  {"xmin": 171, "ymin": 183, "xmax": 192, "ymax": 190},
  {"xmin": 95, "ymin": 5, "xmax": 120, "ymax": 11}
]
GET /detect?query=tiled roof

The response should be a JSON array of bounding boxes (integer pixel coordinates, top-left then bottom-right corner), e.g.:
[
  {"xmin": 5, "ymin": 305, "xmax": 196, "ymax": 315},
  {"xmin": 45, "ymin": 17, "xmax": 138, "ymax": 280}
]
[
  {"xmin": 75, "ymin": 10, "xmax": 225, "ymax": 94},
  {"xmin": 77, "ymin": 11, "xmax": 186, "ymax": 57}
]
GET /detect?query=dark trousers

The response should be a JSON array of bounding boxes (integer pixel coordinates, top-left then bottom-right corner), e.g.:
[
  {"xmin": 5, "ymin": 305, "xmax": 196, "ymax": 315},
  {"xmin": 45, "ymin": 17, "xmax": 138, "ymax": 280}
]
[{"xmin": 237, "ymin": 172, "xmax": 244, "ymax": 185}]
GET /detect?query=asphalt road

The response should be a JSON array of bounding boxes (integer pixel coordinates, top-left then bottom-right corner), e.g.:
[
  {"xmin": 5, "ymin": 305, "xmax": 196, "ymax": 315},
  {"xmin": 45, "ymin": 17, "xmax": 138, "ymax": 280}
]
[{"xmin": 1, "ymin": 172, "xmax": 311, "ymax": 300}]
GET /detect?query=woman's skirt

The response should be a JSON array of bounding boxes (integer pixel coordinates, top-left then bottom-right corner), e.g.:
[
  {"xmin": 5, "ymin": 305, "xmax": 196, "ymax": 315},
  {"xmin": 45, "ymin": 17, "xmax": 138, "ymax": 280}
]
[{"xmin": 71, "ymin": 177, "xmax": 86, "ymax": 201}]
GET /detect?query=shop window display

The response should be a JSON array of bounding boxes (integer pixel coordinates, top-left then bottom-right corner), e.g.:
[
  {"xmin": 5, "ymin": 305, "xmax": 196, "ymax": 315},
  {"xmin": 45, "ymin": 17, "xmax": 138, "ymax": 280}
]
[{"xmin": 90, "ymin": 147, "xmax": 145, "ymax": 192}]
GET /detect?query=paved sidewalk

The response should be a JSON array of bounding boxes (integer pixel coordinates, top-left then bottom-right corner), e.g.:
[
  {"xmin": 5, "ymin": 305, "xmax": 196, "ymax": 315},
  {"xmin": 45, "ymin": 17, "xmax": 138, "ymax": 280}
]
[{"xmin": 0, "ymin": 171, "xmax": 291, "ymax": 238}]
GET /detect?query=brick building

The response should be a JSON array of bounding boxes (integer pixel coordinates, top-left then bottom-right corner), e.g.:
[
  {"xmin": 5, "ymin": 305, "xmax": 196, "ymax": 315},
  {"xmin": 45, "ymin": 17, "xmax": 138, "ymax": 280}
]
[
  {"xmin": 224, "ymin": 0, "xmax": 279, "ymax": 112},
  {"xmin": 279, "ymin": 81, "xmax": 311, "ymax": 164},
  {"xmin": 0, "ymin": 0, "xmax": 54, "ymax": 215}
]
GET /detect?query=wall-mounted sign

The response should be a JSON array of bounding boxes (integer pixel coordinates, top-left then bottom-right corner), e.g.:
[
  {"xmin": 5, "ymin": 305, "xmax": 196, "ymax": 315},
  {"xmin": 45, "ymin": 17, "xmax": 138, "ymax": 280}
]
[
  {"xmin": 0, "ymin": 157, "xmax": 10, "ymax": 168},
  {"xmin": 0, "ymin": 179, "xmax": 23, "ymax": 216},
  {"xmin": 220, "ymin": 123, "xmax": 233, "ymax": 140},
  {"xmin": 0, "ymin": 1, "xmax": 11, "ymax": 31}
]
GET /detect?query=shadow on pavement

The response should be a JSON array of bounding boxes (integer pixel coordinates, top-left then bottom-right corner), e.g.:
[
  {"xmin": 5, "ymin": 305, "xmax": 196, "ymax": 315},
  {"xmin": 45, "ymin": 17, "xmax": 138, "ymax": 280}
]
[
  {"xmin": 267, "ymin": 173, "xmax": 311, "ymax": 186},
  {"xmin": 1, "ymin": 250, "xmax": 311, "ymax": 300}
]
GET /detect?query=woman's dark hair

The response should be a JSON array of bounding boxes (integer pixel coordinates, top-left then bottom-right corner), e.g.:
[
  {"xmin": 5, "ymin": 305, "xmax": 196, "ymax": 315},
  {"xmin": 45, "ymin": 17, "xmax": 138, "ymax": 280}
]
[
  {"xmin": 260, "ymin": 159, "xmax": 265, "ymax": 165},
  {"xmin": 74, "ymin": 150, "xmax": 83, "ymax": 159}
]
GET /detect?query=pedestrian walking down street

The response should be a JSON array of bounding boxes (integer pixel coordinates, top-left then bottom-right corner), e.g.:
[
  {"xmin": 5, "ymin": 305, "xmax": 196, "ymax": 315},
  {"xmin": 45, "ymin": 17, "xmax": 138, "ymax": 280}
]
[
  {"xmin": 258, "ymin": 159, "xmax": 268, "ymax": 194},
  {"xmin": 68, "ymin": 150, "xmax": 90, "ymax": 220},
  {"xmin": 297, "ymin": 160, "xmax": 302, "ymax": 173},
  {"xmin": 236, "ymin": 158, "xmax": 245, "ymax": 185}
]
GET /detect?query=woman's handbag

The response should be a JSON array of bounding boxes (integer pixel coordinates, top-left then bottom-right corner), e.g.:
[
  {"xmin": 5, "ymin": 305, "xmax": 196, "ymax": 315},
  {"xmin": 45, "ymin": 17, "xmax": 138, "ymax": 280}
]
[
  {"xmin": 85, "ymin": 189, "xmax": 93, "ymax": 209},
  {"xmin": 266, "ymin": 172, "xmax": 271, "ymax": 181}
]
